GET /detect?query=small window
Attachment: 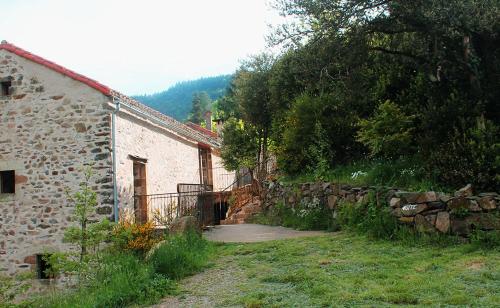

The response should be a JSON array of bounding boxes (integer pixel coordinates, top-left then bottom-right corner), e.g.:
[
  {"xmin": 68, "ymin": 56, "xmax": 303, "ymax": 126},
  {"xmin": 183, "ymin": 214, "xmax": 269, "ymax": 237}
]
[
  {"xmin": 36, "ymin": 254, "xmax": 54, "ymax": 279},
  {"xmin": 0, "ymin": 170, "xmax": 15, "ymax": 194},
  {"xmin": 1, "ymin": 80, "xmax": 11, "ymax": 96}
]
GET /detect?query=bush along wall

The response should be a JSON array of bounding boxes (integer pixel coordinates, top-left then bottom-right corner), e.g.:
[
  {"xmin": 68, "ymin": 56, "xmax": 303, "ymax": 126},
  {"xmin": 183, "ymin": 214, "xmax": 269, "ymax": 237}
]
[{"xmin": 262, "ymin": 181, "xmax": 499, "ymax": 238}]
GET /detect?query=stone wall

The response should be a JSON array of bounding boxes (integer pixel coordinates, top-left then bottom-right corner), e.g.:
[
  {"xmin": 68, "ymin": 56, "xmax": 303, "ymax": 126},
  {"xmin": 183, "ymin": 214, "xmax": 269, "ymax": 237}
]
[
  {"xmin": 263, "ymin": 181, "xmax": 499, "ymax": 236},
  {"xmin": 0, "ymin": 50, "xmax": 114, "ymax": 275}
]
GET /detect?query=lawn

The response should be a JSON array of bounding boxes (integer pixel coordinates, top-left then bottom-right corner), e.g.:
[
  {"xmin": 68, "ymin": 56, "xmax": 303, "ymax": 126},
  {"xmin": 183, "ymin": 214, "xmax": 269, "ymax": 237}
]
[{"xmin": 176, "ymin": 233, "xmax": 500, "ymax": 307}]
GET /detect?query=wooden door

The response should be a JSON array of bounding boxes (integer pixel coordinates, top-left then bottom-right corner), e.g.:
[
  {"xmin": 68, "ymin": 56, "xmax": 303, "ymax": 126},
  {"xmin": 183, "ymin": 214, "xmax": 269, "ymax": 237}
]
[
  {"xmin": 133, "ymin": 161, "xmax": 148, "ymax": 224},
  {"xmin": 199, "ymin": 147, "xmax": 213, "ymax": 189}
]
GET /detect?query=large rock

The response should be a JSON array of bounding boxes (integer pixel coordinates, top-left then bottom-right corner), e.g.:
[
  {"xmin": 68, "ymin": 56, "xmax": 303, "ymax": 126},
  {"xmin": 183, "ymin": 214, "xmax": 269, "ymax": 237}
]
[
  {"xmin": 169, "ymin": 216, "xmax": 201, "ymax": 235},
  {"xmin": 399, "ymin": 216, "xmax": 414, "ymax": 224},
  {"xmin": 478, "ymin": 197, "xmax": 497, "ymax": 210},
  {"xmin": 389, "ymin": 197, "xmax": 402, "ymax": 208},
  {"xmin": 451, "ymin": 218, "xmax": 470, "ymax": 235},
  {"xmin": 450, "ymin": 213, "xmax": 500, "ymax": 235},
  {"xmin": 466, "ymin": 213, "xmax": 500, "ymax": 231},
  {"xmin": 395, "ymin": 191, "xmax": 438, "ymax": 203},
  {"xmin": 327, "ymin": 195, "xmax": 339, "ymax": 209},
  {"xmin": 455, "ymin": 184, "xmax": 473, "ymax": 197},
  {"xmin": 447, "ymin": 197, "xmax": 470, "ymax": 210},
  {"xmin": 401, "ymin": 203, "xmax": 428, "ymax": 216},
  {"xmin": 415, "ymin": 214, "xmax": 436, "ymax": 233},
  {"xmin": 435, "ymin": 212, "xmax": 450, "ymax": 233}
]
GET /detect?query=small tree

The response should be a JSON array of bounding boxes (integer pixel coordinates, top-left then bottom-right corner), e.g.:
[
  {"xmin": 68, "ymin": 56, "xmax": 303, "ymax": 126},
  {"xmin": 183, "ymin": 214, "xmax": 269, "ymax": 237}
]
[{"xmin": 64, "ymin": 167, "xmax": 111, "ymax": 262}]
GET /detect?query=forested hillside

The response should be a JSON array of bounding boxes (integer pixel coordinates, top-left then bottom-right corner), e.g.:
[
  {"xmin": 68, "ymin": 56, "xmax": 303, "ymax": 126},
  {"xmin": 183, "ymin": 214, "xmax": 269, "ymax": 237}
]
[
  {"xmin": 133, "ymin": 75, "xmax": 232, "ymax": 120},
  {"xmin": 218, "ymin": 0, "xmax": 500, "ymax": 191}
]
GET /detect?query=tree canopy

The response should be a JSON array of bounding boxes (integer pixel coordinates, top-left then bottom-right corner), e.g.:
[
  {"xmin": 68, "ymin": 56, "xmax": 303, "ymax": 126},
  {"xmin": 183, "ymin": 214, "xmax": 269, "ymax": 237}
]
[{"xmin": 217, "ymin": 0, "xmax": 500, "ymax": 190}]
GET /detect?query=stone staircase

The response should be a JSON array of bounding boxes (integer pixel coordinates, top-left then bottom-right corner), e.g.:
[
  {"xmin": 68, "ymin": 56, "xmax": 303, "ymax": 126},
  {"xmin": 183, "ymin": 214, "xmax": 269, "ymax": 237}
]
[
  {"xmin": 220, "ymin": 184, "xmax": 262, "ymax": 224},
  {"xmin": 221, "ymin": 199, "xmax": 262, "ymax": 224}
]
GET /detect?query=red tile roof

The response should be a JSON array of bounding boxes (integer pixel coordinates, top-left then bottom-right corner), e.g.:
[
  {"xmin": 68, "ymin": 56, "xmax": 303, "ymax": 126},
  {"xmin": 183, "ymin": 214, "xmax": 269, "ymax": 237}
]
[
  {"xmin": 0, "ymin": 41, "xmax": 111, "ymax": 95},
  {"xmin": 186, "ymin": 122, "xmax": 218, "ymax": 138},
  {"xmin": 0, "ymin": 41, "xmax": 221, "ymax": 147}
]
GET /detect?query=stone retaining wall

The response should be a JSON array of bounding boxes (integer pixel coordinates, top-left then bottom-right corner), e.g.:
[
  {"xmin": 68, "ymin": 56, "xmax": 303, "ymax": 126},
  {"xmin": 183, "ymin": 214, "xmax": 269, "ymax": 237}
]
[{"xmin": 263, "ymin": 181, "xmax": 499, "ymax": 236}]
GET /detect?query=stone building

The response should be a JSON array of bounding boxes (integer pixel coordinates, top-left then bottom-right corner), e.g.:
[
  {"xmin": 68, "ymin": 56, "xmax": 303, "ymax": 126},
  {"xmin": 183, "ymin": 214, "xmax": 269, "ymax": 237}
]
[{"xmin": 0, "ymin": 41, "xmax": 234, "ymax": 276}]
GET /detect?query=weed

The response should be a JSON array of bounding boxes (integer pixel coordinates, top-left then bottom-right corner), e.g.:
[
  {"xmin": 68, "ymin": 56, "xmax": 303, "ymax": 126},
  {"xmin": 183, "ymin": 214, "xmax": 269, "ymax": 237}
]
[
  {"xmin": 470, "ymin": 230, "xmax": 500, "ymax": 249},
  {"xmin": 149, "ymin": 231, "xmax": 214, "ymax": 280},
  {"xmin": 27, "ymin": 253, "xmax": 175, "ymax": 308}
]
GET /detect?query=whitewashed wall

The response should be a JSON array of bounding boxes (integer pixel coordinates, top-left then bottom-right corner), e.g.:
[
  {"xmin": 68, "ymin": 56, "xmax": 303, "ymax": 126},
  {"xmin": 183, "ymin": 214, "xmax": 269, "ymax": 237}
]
[{"xmin": 114, "ymin": 110, "xmax": 201, "ymax": 218}]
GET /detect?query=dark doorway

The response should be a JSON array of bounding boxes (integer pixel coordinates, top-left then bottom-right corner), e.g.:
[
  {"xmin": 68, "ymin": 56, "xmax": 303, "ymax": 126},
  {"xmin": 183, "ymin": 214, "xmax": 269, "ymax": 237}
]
[{"xmin": 36, "ymin": 254, "xmax": 53, "ymax": 279}]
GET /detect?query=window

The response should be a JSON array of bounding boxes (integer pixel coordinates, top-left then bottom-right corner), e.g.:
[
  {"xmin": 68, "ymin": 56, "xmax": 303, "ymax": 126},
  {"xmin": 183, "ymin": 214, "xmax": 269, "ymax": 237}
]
[
  {"xmin": 36, "ymin": 254, "xmax": 53, "ymax": 279},
  {"xmin": 1, "ymin": 80, "xmax": 11, "ymax": 96},
  {"xmin": 0, "ymin": 170, "xmax": 15, "ymax": 194}
]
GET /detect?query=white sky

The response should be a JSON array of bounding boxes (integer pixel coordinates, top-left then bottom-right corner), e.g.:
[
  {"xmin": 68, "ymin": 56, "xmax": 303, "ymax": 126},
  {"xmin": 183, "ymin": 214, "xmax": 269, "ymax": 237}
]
[{"xmin": 0, "ymin": 0, "xmax": 282, "ymax": 95}]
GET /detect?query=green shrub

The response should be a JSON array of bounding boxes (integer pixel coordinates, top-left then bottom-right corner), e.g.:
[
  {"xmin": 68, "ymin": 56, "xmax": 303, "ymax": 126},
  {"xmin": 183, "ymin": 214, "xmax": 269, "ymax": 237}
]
[
  {"xmin": 29, "ymin": 252, "xmax": 175, "ymax": 308},
  {"xmin": 427, "ymin": 117, "xmax": 500, "ymax": 191},
  {"xmin": 281, "ymin": 158, "xmax": 446, "ymax": 192},
  {"xmin": 335, "ymin": 193, "xmax": 464, "ymax": 246},
  {"xmin": 149, "ymin": 231, "xmax": 213, "ymax": 280},
  {"xmin": 357, "ymin": 100, "xmax": 415, "ymax": 159},
  {"xmin": 336, "ymin": 194, "xmax": 399, "ymax": 240},
  {"xmin": 256, "ymin": 200, "xmax": 337, "ymax": 231}
]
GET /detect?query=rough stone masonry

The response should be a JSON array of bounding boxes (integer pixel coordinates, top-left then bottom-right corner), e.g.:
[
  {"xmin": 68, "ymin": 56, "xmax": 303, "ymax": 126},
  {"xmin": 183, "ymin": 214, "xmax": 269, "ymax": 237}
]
[
  {"xmin": 263, "ymin": 181, "xmax": 500, "ymax": 236},
  {"xmin": 0, "ymin": 48, "xmax": 114, "ymax": 275}
]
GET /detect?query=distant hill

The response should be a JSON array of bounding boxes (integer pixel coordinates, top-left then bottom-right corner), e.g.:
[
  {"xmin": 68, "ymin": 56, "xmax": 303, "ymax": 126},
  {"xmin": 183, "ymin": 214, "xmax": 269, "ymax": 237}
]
[{"xmin": 133, "ymin": 75, "xmax": 232, "ymax": 121}]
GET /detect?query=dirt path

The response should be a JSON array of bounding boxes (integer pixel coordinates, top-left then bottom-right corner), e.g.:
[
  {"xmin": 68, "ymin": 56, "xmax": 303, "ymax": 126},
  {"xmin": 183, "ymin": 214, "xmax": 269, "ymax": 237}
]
[
  {"xmin": 151, "ymin": 224, "xmax": 328, "ymax": 308},
  {"xmin": 204, "ymin": 224, "xmax": 327, "ymax": 243}
]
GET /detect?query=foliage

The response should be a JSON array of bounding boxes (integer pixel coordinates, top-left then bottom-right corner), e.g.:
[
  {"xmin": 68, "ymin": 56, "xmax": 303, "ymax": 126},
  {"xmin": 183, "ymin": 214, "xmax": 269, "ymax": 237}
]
[
  {"xmin": 335, "ymin": 195, "xmax": 463, "ymax": 246},
  {"xmin": 279, "ymin": 93, "xmax": 361, "ymax": 174},
  {"xmin": 428, "ymin": 117, "xmax": 500, "ymax": 191},
  {"xmin": 112, "ymin": 221, "xmax": 162, "ymax": 255},
  {"xmin": 253, "ymin": 200, "xmax": 337, "ymax": 231},
  {"xmin": 216, "ymin": 0, "xmax": 500, "ymax": 191},
  {"xmin": 0, "ymin": 272, "xmax": 33, "ymax": 304},
  {"xmin": 280, "ymin": 158, "xmax": 447, "ymax": 192},
  {"xmin": 336, "ymin": 195, "xmax": 400, "ymax": 240},
  {"xmin": 133, "ymin": 75, "xmax": 231, "ymax": 121},
  {"xmin": 220, "ymin": 118, "xmax": 259, "ymax": 172},
  {"xmin": 357, "ymin": 100, "xmax": 415, "ymax": 158},
  {"xmin": 187, "ymin": 91, "xmax": 211, "ymax": 125},
  {"xmin": 470, "ymin": 230, "xmax": 500, "ymax": 250},
  {"xmin": 64, "ymin": 167, "xmax": 112, "ymax": 262},
  {"xmin": 28, "ymin": 253, "xmax": 175, "ymax": 308},
  {"xmin": 48, "ymin": 167, "xmax": 114, "ymax": 280},
  {"xmin": 149, "ymin": 231, "xmax": 214, "ymax": 280}
]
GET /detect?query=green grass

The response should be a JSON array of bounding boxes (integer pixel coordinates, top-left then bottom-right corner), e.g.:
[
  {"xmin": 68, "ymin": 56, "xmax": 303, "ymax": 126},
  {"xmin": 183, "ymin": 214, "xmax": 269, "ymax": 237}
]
[
  {"xmin": 23, "ymin": 253, "xmax": 176, "ymax": 308},
  {"xmin": 212, "ymin": 233, "xmax": 500, "ymax": 307},
  {"xmin": 281, "ymin": 158, "xmax": 450, "ymax": 192},
  {"xmin": 11, "ymin": 232, "xmax": 214, "ymax": 308}
]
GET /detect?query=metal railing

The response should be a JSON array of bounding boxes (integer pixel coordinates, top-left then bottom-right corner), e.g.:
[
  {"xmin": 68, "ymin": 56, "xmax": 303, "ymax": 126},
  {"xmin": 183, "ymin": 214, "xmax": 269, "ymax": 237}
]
[
  {"xmin": 132, "ymin": 158, "xmax": 276, "ymax": 227},
  {"xmin": 133, "ymin": 190, "xmax": 211, "ymax": 227}
]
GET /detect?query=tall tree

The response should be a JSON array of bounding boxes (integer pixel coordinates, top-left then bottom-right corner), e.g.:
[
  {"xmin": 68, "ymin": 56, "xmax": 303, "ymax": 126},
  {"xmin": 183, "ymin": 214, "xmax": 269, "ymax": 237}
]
[{"xmin": 188, "ymin": 91, "xmax": 212, "ymax": 124}]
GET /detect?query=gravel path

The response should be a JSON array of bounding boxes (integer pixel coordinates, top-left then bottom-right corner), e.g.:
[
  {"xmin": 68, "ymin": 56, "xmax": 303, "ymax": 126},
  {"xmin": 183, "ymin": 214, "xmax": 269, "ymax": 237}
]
[{"xmin": 151, "ymin": 224, "xmax": 328, "ymax": 307}]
